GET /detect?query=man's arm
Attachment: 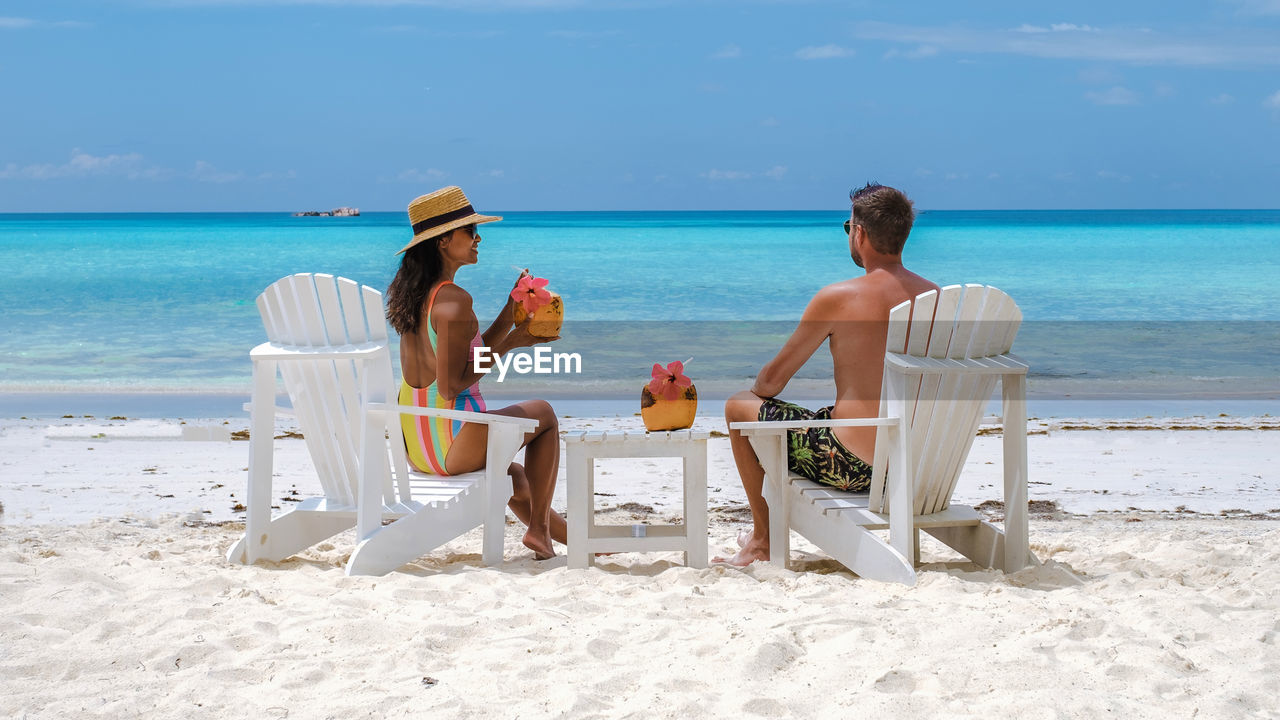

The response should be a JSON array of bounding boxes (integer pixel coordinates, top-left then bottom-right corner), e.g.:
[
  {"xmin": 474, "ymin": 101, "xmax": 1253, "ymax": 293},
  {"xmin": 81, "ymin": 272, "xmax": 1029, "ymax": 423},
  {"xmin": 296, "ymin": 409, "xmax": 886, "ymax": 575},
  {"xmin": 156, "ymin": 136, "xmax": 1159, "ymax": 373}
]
[{"xmin": 750, "ymin": 287, "xmax": 840, "ymax": 398}]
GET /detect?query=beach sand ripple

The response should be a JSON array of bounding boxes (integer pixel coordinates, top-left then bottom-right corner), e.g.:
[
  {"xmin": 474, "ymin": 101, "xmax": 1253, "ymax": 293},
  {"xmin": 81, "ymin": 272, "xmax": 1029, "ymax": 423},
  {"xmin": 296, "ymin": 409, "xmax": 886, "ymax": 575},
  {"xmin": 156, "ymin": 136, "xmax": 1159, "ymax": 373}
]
[{"xmin": 2, "ymin": 516, "xmax": 1278, "ymax": 718}]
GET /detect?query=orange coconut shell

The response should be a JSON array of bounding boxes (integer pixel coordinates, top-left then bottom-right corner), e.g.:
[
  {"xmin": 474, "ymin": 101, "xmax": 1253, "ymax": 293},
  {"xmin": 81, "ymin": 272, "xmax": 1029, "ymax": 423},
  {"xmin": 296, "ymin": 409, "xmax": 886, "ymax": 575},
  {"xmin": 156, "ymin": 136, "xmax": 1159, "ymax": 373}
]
[
  {"xmin": 513, "ymin": 291, "xmax": 563, "ymax": 338},
  {"xmin": 640, "ymin": 384, "xmax": 697, "ymax": 432}
]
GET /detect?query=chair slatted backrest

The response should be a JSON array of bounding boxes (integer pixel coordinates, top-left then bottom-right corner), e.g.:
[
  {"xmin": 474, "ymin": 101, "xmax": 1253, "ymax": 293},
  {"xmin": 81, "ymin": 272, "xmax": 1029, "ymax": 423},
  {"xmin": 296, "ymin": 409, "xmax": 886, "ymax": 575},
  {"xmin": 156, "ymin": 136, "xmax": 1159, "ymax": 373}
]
[
  {"xmin": 256, "ymin": 274, "xmax": 405, "ymax": 510},
  {"xmin": 868, "ymin": 285, "xmax": 1022, "ymax": 514}
]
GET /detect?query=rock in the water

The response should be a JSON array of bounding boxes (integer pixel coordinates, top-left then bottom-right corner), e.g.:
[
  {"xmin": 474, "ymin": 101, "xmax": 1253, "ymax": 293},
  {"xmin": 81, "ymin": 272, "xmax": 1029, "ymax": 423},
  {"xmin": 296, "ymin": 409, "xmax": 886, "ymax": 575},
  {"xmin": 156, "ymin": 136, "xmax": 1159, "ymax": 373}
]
[{"xmin": 292, "ymin": 207, "xmax": 360, "ymax": 217}]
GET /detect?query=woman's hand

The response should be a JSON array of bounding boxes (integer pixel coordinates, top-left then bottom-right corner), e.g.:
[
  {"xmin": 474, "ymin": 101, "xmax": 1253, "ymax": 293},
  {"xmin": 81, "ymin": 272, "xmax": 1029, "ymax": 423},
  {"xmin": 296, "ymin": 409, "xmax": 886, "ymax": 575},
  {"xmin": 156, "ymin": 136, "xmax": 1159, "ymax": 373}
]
[
  {"xmin": 506, "ymin": 268, "xmax": 531, "ymax": 308},
  {"xmin": 503, "ymin": 319, "xmax": 559, "ymax": 351}
]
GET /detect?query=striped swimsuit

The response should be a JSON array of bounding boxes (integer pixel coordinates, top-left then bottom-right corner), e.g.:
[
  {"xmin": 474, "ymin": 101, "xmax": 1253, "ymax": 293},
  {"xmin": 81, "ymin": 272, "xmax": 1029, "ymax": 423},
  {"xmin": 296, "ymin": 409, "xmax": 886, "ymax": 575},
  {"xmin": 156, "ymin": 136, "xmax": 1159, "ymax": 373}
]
[{"xmin": 399, "ymin": 281, "xmax": 487, "ymax": 475}]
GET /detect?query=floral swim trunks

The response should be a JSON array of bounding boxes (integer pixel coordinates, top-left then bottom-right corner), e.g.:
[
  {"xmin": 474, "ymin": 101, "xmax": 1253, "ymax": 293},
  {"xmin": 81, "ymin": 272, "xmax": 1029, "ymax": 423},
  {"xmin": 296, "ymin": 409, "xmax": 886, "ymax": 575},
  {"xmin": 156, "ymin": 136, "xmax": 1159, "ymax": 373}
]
[{"xmin": 757, "ymin": 397, "xmax": 874, "ymax": 492}]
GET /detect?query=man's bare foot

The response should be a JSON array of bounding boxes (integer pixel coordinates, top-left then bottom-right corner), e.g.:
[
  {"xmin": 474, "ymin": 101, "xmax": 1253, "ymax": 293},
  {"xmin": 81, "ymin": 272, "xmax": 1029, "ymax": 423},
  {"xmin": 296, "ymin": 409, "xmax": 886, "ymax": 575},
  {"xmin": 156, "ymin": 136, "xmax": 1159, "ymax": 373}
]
[
  {"xmin": 713, "ymin": 536, "xmax": 769, "ymax": 566},
  {"xmin": 523, "ymin": 530, "xmax": 555, "ymax": 560}
]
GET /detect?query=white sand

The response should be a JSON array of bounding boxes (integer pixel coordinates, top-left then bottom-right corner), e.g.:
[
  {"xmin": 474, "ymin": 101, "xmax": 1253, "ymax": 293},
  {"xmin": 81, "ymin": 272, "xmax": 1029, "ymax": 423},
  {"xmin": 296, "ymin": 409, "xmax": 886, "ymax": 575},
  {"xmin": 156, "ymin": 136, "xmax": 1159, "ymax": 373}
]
[
  {"xmin": 4, "ymin": 415, "xmax": 1278, "ymax": 525},
  {"xmin": 2, "ymin": 415, "xmax": 1279, "ymax": 718}
]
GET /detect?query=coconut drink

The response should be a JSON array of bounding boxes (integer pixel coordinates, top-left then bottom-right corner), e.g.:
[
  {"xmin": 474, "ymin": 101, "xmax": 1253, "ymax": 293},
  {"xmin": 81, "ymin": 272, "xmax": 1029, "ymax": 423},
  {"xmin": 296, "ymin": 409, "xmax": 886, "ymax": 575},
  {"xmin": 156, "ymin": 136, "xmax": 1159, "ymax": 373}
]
[
  {"xmin": 641, "ymin": 360, "xmax": 697, "ymax": 432},
  {"xmin": 511, "ymin": 275, "xmax": 563, "ymax": 338}
]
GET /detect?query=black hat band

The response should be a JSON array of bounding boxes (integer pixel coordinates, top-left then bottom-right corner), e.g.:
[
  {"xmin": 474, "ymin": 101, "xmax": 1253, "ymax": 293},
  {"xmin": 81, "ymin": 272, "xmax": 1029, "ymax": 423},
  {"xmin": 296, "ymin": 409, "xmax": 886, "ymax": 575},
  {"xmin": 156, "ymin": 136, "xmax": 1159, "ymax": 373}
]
[{"xmin": 411, "ymin": 205, "xmax": 476, "ymax": 236}]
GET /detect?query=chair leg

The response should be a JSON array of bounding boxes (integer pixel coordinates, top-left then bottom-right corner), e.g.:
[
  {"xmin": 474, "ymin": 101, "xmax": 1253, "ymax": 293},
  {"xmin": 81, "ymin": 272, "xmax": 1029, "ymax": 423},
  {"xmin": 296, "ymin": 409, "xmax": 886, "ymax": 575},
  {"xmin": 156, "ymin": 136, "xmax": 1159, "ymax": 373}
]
[
  {"xmin": 481, "ymin": 426, "xmax": 521, "ymax": 567},
  {"xmin": 231, "ymin": 510, "xmax": 357, "ymax": 565},
  {"xmin": 566, "ymin": 445, "xmax": 591, "ymax": 570},
  {"xmin": 789, "ymin": 507, "xmax": 915, "ymax": 585},
  {"xmin": 748, "ymin": 434, "xmax": 791, "ymax": 569},
  {"xmin": 924, "ymin": 522, "xmax": 1004, "ymax": 570},
  {"xmin": 1002, "ymin": 375, "xmax": 1032, "ymax": 572}
]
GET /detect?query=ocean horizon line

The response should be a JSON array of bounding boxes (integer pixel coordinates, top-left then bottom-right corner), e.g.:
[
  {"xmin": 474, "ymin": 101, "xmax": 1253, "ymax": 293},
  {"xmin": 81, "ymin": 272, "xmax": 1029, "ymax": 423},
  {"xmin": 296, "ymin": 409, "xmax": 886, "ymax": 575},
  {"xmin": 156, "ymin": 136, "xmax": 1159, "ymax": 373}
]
[{"xmin": 3, "ymin": 207, "xmax": 1280, "ymax": 216}]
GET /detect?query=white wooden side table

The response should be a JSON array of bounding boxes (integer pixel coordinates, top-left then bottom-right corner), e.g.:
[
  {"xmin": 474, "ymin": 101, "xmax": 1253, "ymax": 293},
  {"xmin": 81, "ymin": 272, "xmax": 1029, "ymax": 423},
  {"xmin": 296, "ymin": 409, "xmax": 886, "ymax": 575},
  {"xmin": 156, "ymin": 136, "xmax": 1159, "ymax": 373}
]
[{"xmin": 565, "ymin": 430, "xmax": 710, "ymax": 569}]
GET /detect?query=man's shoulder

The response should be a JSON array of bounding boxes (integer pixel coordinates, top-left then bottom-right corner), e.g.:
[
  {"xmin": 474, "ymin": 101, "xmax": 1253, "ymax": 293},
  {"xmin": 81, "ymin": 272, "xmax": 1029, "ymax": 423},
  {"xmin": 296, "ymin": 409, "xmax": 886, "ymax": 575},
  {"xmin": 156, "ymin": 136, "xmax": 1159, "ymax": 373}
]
[
  {"xmin": 807, "ymin": 278, "xmax": 878, "ymax": 321},
  {"xmin": 816, "ymin": 276, "xmax": 867, "ymax": 300}
]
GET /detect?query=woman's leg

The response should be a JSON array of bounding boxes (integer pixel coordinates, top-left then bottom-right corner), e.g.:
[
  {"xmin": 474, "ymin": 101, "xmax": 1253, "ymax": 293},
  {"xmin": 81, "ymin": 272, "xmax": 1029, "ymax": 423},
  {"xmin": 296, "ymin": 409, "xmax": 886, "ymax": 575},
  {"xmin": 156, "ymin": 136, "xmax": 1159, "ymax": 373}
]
[
  {"xmin": 445, "ymin": 399, "xmax": 562, "ymax": 559},
  {"xmin": 506, "ymin": 461, "xmax": 567, "ymax": 546}
]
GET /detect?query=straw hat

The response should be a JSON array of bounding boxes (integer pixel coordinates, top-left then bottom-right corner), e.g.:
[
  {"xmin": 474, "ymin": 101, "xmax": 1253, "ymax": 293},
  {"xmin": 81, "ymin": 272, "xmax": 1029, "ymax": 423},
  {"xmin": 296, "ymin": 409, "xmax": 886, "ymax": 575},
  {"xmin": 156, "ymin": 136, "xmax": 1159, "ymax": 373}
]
[{"xmin": 399, "ymin": 186, "xmax": 502, "ymax": 254}]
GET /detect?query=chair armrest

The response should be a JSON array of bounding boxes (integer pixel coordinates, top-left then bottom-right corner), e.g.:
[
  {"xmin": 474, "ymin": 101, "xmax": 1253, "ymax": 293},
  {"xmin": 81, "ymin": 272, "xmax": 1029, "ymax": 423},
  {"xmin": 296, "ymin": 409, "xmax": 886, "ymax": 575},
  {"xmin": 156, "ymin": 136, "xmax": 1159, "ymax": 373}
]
[
  {"xmin": 249, "ymin": 341, "xmax": 386, "ymax": 361},
  {"xmin": 730, "ymin": 417, "xmax": 901, "ymax": 436},
  {"xmin": 367, "ymin": 402, "xmax": 540, "ymax": 432},
  {"xmin": 884, "ymin": 352, "xmax": 1028, "ymax": 376}
]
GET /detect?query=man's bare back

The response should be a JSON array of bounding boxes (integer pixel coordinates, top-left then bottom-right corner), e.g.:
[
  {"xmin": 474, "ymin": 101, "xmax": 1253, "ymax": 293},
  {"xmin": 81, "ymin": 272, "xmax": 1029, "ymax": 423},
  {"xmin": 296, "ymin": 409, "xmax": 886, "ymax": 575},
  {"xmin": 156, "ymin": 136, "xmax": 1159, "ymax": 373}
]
[
  {"xmin": 822, "ymin": 267, "xmax": 939, "ymax": 463},
  {"xmin": 717, "ymin": 183, "xmax": 937, "ymax": 566}
]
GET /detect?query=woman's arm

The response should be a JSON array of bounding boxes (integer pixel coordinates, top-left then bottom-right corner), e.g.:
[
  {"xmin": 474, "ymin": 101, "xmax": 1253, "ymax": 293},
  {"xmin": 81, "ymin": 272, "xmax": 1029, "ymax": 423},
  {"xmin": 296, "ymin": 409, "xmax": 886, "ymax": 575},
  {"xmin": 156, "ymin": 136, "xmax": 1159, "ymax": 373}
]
[
  {"xmin": 481, "ymin": 295, "xmax": 516, "ymax": 348},
  {"xmin": 480, "ymin": 269, "xmax": 528, "ymax": 348},
  {"xmin": 434, "ymin": 284, "xmax": 540, "ymax": 401}
]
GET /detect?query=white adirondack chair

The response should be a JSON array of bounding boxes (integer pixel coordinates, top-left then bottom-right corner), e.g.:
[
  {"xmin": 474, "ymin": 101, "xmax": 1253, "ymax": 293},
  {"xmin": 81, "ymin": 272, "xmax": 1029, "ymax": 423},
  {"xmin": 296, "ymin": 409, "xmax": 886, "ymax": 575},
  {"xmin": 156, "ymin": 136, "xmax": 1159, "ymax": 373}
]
[
  {"xmin": 731, "ymin": 284, "xmax": 1037, "ymax": 585},
  {"xmin": 226, "ymin": 273, "xmax": 537, "ymax": 576}
]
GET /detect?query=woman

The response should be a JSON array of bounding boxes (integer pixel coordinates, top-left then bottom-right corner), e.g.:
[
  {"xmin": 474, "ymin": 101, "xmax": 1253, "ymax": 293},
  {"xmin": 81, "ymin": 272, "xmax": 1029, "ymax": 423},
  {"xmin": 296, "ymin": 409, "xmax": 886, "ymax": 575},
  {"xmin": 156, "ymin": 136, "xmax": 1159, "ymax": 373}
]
[{"xmin": 386, "ymin": 186, "xmax": 565, "ymax": 560}]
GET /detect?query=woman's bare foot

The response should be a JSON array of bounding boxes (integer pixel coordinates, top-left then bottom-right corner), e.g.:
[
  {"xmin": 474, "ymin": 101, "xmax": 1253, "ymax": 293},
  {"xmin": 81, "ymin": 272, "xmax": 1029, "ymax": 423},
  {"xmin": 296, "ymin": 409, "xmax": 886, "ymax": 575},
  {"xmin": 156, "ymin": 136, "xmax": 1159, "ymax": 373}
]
[
  {"xmin": 523, "ymin": 530, "xmax": 556, "ymax": 560},
  {"xmin": 713, "ymin": 534, "xmax": 769, "ymax": 566}
]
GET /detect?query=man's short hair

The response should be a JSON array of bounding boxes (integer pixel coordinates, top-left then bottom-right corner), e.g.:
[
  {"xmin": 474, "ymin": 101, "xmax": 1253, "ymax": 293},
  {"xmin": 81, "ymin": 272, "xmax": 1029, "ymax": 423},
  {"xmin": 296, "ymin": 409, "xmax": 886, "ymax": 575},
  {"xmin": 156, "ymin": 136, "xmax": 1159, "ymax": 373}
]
[{"xmin": 850, "ymin": 183, "xmax": 915, "ymax": 255}]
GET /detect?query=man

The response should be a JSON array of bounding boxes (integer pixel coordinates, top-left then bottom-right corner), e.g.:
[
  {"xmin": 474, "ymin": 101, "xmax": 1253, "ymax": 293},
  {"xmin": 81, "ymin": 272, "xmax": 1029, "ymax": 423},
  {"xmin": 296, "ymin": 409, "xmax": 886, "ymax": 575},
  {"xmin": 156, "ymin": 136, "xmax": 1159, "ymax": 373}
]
[{"xmin": 718, "ymin": 183, "xmax": 940, "ymax": 566}]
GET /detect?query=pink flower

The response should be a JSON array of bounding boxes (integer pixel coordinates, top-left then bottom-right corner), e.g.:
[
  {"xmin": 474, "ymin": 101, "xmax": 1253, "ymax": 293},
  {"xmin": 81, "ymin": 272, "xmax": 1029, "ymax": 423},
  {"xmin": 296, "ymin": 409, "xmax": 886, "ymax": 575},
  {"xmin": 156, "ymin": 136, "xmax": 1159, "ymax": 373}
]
[
  {"xmin": 647, "ymin": 360, "xmax": 693, "ymax": 401},
  {"xmin": 511, "ymin": 276, "xmax": 551, "ymax": 315}
]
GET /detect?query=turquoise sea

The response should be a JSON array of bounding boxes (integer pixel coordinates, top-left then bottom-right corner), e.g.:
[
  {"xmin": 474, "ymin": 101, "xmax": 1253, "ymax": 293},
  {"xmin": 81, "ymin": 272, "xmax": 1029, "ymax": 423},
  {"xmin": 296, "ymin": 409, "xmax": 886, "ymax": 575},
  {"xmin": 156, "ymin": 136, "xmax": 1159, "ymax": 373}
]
[{"xmin": 1, "ymin": 210, "xmax": 1278, "ymax": 417}]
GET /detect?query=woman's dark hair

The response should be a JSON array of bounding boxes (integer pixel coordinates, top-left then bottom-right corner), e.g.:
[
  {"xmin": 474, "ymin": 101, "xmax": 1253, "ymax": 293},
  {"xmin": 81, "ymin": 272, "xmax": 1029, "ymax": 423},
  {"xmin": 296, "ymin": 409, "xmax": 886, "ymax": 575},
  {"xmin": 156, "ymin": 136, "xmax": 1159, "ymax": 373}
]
[{"xmin": 386, "ymin": 238, "xmax": 444, "ymax": 335}]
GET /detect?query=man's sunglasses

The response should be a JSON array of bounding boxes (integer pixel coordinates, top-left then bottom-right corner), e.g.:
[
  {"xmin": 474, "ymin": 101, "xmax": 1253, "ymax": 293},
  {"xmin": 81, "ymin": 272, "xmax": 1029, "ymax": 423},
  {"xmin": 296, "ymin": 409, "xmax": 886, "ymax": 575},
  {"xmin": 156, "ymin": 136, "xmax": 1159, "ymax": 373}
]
[{"xmin": 843, "ymin": 220, "xmax": 857, "ymax": 235}]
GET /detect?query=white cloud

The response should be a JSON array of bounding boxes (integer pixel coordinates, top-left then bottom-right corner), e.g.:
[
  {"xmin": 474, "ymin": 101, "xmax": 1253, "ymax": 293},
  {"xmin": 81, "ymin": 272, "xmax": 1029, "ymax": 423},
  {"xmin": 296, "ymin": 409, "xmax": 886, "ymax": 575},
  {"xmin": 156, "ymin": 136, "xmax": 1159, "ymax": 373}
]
[
  {"xmin": 547, "ymin": 29, "xmax": 619, "ymax": 40},
  {"xmin": 1210, "ymin": 93, "xmax": 1235, "ymax": 104},
  {"xmin": 1086, "ymin": 86, "xmax": 1139, "ymax": 105},
  {"xmin": 1226, "ymin": 0, "xmax": 1280, "ymax": 16},
  {"xmin": 885, "ymin": 44, "xmax": 939, "ymax": 60},
  {"xmin": 760, "ymin": 116, "xmax": 780, "ymax": 127},
  {"xmin": 1013, "ymin": 23, "xmax": 1099, "ymax": 34},
  {"xmin": 1097, "ymin": 170, "xmax": 1132, "ymax": 182},
  {"xmin": 164, "ymin": 0, "xmax": 588, "ymax": 7},
  {"xmin": 0, "ymin": 149, "xmax": 157, "ymax": 180},
  {"xmin": 486, "ymin": 169, "xmax": 505, "ymax": 178},
  {"xmin": 397, "ymin": 168, "xmax": 447, "ymax": 182},
  {"xmin": 795, "ymin": 44, "xmax": 853, "ymax": 60},
  {"xmin": 711, "ymin": 44, "xmax": 741, "ymax": 60},
  {"xmin": 0, "ymin": 17, "xmax": 85, "ymax": 29},
  {"xmin": 191, "ymin": 161, "xmax": 244, "ymax": 183},
  {"xmin": 1265, "ymin": 90, "xmax": 1280, "ymax": 108},
  {"xmin": 855, "ymin": 21, "xmax": 1280, "ymax": 67},
  {"xmin": 702, "ymin": 165, "xmax": 787, "ymax": 181}
]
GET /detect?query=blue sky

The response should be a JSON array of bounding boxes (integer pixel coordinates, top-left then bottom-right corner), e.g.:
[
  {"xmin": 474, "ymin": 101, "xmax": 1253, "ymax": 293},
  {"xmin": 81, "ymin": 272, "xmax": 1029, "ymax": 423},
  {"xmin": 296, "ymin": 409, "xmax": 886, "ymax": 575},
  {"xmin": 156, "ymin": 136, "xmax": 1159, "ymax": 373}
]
[{"xmin": 2, "ymin": 0, "xmax": 1279, "ymax": 211}]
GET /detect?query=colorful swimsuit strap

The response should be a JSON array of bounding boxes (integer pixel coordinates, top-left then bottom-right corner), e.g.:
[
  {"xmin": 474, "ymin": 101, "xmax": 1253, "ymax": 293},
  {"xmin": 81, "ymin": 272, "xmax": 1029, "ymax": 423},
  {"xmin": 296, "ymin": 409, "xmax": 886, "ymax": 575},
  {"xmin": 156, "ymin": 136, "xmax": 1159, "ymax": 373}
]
[
  {"xmin": 423, "ymin": 279, "xmax": 455, "ymax": 354},
  {"xmin": 400, "ymin": 280, "xmax": 485, "ymax": 476}
]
